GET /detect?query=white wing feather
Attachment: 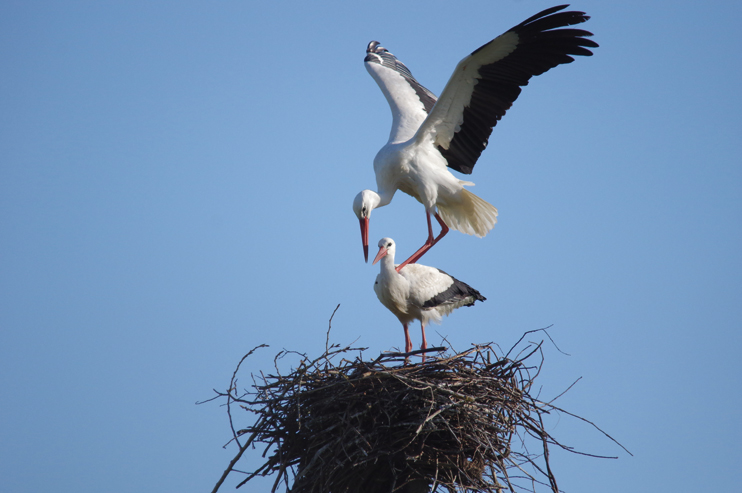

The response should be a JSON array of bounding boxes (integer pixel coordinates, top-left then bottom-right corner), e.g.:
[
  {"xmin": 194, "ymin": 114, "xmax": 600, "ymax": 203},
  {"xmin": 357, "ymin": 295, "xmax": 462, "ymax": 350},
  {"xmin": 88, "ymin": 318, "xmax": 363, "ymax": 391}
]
[
  {"xmin": 415, "ymin": 31, "xmax": 519, "ymax": 149},
  {"xmin": 399, "ymin": 264, "xmax": 454, "ymax": 308},
  {"xmin": 365, "ymin": 62, "xmax": 431, "ymax": 144}
]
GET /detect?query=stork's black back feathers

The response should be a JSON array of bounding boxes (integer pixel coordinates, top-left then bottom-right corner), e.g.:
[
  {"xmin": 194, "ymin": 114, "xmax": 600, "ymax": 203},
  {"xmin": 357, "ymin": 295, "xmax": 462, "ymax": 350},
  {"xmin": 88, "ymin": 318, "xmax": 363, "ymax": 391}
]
[{"xmin": 423, "ymin": 269, "xmax": 486, "ymax": 309}]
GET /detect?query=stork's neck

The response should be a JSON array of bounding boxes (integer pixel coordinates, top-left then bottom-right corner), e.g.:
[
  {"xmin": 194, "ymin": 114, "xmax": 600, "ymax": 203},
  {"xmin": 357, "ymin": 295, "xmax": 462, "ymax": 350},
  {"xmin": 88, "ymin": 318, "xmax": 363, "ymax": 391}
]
[
  {"xmin": 371, "ymin": 189, "xmax": 394, "ymax": 209},
  {"xmin": 378, "ymin": 252, "xmax": 399, "ymax": 278}
]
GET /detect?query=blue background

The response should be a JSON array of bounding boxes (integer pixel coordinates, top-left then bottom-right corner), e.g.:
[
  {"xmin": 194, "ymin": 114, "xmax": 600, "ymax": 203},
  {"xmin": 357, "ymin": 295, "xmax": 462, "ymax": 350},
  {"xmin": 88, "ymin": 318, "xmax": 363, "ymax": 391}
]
[{"xmin": 1, "ymin": 1, "xmax": 740, "ymax": 491}]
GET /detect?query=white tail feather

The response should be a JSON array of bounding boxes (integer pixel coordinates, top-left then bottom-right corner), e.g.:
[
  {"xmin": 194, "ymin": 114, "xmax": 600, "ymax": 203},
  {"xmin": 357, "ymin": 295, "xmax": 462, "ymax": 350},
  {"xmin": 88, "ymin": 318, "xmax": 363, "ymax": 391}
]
[{"xmin": 438, "ymin": 188, "xmax": 498, "ymax": 237}]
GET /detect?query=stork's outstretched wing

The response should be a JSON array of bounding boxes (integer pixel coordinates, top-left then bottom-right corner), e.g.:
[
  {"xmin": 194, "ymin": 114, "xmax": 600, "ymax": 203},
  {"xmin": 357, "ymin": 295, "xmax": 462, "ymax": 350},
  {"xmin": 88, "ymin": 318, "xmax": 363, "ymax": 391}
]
[
  {"xmin": 364, "ymin": 41, "xmax": 438, "ymax": 144},
  {"xmin": 417, "ymin": 5, "xmax": 598, "ymax": 174}
]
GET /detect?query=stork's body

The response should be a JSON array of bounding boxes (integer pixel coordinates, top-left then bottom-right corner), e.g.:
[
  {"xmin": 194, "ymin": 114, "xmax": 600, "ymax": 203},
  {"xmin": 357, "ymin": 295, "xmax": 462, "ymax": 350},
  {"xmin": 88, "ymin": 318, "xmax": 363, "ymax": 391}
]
[
  {"xmin": 354, "ymin": 5, "xmax": 598, "ymax": 270},
  {"xmin": 373, "ymin": 238, "xmax": 486, "ymax": 358}
]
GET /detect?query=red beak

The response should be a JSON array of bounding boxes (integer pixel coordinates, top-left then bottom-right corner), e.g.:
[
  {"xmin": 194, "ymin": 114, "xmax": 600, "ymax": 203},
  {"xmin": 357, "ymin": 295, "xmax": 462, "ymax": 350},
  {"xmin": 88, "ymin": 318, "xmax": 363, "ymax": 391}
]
[
  {"xmin": 360, "ymin": 217, "xmax": 369, "ymax": 262},
  {"xmin": 372, "ymin": 245, "xmax": 388, "ymax": 265}
]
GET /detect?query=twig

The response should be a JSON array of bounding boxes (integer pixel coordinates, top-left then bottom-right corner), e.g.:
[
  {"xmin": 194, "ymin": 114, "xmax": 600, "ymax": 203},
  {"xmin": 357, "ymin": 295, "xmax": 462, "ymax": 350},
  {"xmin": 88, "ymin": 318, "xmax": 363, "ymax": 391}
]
[
  {"xmin": 325, "ymin": 304, "xmax": 340, "ymax": 354},
  {"xmin": 228, "ymin": 344, "xmax": 268, "ymax": 446},
  {"xmin": 211, "ymin": 425, "xmax": 261, "ymax": 493},
  {"xmin": 209, "ymin": 334, "xmax": 627, "ymax": 493}
]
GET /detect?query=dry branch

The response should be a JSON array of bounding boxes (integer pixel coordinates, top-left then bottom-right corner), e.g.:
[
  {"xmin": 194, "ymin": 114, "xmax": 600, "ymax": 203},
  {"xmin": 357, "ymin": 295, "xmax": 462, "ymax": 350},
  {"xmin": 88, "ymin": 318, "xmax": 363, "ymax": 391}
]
[{"xmin": 208, "ymin": 331, "xmax": 625, "ymax": 493}]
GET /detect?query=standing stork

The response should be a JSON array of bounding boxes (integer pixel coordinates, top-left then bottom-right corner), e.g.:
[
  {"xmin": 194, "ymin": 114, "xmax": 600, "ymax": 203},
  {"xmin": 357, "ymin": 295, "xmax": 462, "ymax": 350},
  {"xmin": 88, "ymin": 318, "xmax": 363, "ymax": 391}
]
[
  {"xmin": 353, "ymin": 5, "xmax": 598, "ymax": 271},
  {"xmin": 373, "ymin": 238, "xmax": 486, "ymax": 360}
]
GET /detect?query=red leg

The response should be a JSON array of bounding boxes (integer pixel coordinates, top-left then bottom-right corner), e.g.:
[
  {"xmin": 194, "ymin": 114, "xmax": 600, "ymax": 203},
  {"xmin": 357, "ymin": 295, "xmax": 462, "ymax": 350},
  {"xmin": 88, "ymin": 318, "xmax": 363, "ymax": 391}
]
[
  {"xmin": 396, "ymin": 211, "xmax": 449, "ymax": 272},
  {"xmin": 403, "ymin": 323, "xmax": 412, "ymax": 353},
  {"xmin": 420, "ymin": 323, "xmax": 428, "ymax": 362}
]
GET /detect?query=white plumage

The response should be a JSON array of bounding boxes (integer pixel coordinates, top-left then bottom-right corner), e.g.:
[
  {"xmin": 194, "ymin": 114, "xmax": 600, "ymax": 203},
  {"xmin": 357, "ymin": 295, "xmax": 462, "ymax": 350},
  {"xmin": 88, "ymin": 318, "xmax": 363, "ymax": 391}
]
[
  {"xmin": 373, "ymin": 238, "xmax": 486, "ymax": 358},
  {"xmin": 353, "ymin": 5, "xmax": 597, "ymax": 271}
]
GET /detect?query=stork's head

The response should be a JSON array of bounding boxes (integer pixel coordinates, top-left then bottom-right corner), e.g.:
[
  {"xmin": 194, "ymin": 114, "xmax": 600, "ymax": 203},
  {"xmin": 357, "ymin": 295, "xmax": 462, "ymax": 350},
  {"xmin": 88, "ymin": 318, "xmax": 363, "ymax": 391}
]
[
  {"xmin": 373, "ymin": 237, "xmax": 396, "ymax": 265},
  {"xmin": 352, "ymin": 190, "xmax": 381, "ymax": 263}
]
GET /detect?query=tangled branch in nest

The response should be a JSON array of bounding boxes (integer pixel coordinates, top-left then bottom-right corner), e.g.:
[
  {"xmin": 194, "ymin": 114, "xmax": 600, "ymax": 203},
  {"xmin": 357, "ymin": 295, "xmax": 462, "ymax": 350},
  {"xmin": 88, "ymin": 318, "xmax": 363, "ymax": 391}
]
[{"xmin": 208, "ymin": 329, "xmax": 627, "ymax": 493}]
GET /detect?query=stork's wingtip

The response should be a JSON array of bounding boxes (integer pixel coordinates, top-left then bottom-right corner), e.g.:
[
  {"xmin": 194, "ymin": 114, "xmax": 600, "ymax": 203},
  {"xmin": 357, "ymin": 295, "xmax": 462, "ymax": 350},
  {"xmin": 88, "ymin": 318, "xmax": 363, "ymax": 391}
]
[{"xmin": 366, "ymin": 41, "xmax": 386, "ymax": 54}]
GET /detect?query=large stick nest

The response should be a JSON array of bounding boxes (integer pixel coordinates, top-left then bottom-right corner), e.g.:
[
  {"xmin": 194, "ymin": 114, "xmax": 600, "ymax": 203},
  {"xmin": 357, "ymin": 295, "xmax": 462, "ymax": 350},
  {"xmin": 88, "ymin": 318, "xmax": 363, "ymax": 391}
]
[{"xmin": 209, "ymin": 329, "xmax": 625, "ymax": 493}]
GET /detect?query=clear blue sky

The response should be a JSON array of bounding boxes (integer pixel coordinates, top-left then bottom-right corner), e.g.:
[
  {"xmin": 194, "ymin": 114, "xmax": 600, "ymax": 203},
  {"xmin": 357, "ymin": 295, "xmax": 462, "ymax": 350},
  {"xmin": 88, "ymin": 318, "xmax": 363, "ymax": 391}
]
[{"xmin": 1, "ymin": 1, "xmax": 740, "ymax": 491}]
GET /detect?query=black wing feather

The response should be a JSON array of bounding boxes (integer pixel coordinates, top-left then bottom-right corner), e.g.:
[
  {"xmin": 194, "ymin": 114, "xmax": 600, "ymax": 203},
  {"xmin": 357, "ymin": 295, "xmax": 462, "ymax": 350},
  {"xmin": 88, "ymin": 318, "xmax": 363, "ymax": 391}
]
[
  {"xmin": 440, "ymin": 5, "xmax": 598, "ymax": 175},
  {"xmin": 423, "ymin": 271, "xmax": 486, "ymax": 309}
]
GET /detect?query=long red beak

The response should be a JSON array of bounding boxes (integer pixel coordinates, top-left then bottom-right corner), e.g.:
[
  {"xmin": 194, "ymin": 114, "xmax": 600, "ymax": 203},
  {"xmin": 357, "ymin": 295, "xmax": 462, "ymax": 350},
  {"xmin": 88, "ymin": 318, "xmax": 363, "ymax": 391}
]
[
  {"xmin": 360, "ymin": 217, "xmax": 369, "ymax": 262},
  {"xmin": 372, "ymin": 246, "xmax": 388, "ymax": 265}
]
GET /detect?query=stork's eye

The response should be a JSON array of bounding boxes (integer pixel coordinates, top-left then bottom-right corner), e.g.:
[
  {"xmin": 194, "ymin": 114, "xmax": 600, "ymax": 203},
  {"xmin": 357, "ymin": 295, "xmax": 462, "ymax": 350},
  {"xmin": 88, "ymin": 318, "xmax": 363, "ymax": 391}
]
[{"xmin": 387, "ymin": 242, "xmax": 392, "ymax": 247}]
